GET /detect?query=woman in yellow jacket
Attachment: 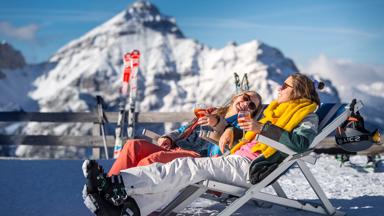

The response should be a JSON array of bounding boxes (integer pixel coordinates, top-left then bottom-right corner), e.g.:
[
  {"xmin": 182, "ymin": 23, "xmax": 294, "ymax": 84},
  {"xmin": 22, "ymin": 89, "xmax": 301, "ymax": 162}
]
[
  {"xmin": 222, "ymin": 73, "xmax": 322, "ymax": 159},
  {"xmin": 82, "ymin": 73, "xmax": 323, "ymax": 216}
]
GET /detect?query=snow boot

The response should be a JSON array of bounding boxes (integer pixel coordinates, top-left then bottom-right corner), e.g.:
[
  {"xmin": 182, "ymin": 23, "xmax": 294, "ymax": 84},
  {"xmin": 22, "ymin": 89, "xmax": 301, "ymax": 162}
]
[
  {"xmin": 82, "ymin": 160, "xmax": 140, "ymax": 216},
  {"xmin": 82, "ymin": 160, "xmax": 109, "ymax": 194},
  {"xmin": 83, "ymin": 185, "xmax": 140, "ymax": 216}
]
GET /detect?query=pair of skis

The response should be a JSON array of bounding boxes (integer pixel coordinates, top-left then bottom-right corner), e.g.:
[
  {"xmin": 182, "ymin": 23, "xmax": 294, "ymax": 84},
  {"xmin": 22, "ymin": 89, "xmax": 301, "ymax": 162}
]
[
  {"xmin": 234, "ymin": 72, "xmax": 249, "ymax": 93},
  {"xmin": 113, "ymin": 50, "xmax": 140, "ymax": 158}
]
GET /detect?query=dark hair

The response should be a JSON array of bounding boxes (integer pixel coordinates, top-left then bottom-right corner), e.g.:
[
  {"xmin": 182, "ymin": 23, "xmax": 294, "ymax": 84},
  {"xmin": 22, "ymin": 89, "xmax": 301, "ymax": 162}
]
[{"xmin": 289, "ymin": 73, "xmax": 323, "ymax": 105}]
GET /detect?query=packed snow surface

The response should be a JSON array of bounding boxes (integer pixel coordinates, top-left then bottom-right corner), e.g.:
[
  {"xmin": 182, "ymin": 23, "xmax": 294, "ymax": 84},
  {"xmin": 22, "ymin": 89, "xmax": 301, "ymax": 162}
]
[{"xmin": 0, "ymin": 155, "xmax": 383, "ymax": 215}]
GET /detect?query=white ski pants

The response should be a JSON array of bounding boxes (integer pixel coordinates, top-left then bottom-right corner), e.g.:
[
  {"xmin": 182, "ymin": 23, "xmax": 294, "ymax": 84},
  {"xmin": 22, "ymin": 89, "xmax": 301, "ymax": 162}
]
[{"xmin": 120, "ymin": 155, "xmax": 251, "ymax": 215}]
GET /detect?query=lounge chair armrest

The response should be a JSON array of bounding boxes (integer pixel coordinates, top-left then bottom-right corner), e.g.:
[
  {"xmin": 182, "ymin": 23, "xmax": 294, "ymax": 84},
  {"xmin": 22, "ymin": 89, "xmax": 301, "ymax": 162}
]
[
  {"xmin": 254, "ymin": 134, "xmax": 296, "ymax": 156},
  {"xmin": 142, "ymin": 129, "xmax": 161, "ymax": 144},
  {"xmin": 199, "ymin": 130, "xmax": 219, "ymax": 145}
]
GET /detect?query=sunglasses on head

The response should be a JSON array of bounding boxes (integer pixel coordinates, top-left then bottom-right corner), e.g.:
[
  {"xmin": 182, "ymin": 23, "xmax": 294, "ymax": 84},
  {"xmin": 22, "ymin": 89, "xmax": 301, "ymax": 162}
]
[{"xmin": 281, "ymin": 82, "xmax": 293, "ymax": 90}]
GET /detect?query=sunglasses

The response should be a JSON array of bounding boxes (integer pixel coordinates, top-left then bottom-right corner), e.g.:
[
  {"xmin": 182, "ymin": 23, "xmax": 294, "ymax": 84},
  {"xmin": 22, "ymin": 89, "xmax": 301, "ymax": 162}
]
[
  {"xmin": 281, "ymin": 82, "xmax": 293, "ymax": 90},
  {"xmin": 233, "ymin": 92, "xmax": 259, "ymax": 112},
  {"xmin": 247, "ymin": 101, "xmax": 257, "ymax": 111},
  {"xmin": 238, "ymin": 94, "xmax": 257, "ymax": 111}
]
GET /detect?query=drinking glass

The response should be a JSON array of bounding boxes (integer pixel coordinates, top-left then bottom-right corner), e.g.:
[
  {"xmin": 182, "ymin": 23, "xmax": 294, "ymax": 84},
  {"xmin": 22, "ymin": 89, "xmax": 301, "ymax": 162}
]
[
  {"xmin": 238, "ymin": 110, "xmax": 251, "ymax": 142},
  {"xmin": 194, "ymin": 103, "xmax": 207, "ymax": 131},
  {"xmin": 194, "ymin": 103, "xmax": 207, "ymax": 118}
]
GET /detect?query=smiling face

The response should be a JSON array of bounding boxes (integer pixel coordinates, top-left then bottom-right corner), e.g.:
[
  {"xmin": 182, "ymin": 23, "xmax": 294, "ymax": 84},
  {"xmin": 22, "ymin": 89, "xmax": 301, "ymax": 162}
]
[
  {"xmin": 277, "ymin": 76, "xmax": 294, "ymax": 104},
  {"xmin": 231, "ymin": 91, "xmax": 261, "ymax": 114}
]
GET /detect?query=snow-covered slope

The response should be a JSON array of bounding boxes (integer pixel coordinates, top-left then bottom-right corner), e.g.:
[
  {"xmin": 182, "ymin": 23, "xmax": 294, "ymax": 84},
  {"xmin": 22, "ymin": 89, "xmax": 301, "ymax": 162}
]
[
  {"xmin": 0, "ymin": 42, "xmax": 42, "ymax": 111},
  {"xmin": 0, "ymin": 155, "xmax": 383, "ymax": 215},
  {"xmin": 0, "ymin": 43, "xmax": 46, "ymax": 157},
  {"xmin": 0, "ymin": 64, "xmax": 47, "ymax": 111}
]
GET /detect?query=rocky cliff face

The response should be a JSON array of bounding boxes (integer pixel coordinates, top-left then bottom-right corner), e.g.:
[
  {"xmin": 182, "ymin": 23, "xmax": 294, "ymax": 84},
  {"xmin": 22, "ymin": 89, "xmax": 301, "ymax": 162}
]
[{"xmin": 0, "ymin": 41, "xmax": 26, "ymax": 71}]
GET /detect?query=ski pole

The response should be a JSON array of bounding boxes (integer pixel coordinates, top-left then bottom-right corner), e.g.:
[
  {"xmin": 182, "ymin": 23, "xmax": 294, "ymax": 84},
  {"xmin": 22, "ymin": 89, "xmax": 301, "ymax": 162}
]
[{"xmin": 97, "ymin": 95, "xmax": 109, "ymax": 159}]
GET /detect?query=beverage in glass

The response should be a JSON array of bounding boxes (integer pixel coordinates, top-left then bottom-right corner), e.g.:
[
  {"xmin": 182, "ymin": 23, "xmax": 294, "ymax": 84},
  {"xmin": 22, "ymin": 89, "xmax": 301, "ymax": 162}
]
[
  {"xmin": 238, "ymin": 110, "xmax": 251, "ymax": 141},
  {"xmin": 194, "ymin": 103, "xmax": 207, "ymax": 118}
]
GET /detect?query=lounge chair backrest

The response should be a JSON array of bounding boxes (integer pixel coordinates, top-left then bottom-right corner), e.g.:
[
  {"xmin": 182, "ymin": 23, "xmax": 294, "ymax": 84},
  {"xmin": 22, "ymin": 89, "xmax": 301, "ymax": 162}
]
[
  {"xmin": 316, "ymin": 103, "xmax": 345, "ymax": 131},
  {"xmin": 310, "ymin": 103, "xmax": 345, "ymax": 149}
]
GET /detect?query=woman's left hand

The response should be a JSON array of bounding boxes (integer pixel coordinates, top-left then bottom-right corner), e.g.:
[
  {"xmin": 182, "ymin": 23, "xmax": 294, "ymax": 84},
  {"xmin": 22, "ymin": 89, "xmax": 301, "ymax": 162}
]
[
  {"xmin": 219, "ymin": 128, "xmax": 234, "ymax": 154},
  {"xmin": 237, "ymin": 118, "xmax": 263, "ymax": 133}
]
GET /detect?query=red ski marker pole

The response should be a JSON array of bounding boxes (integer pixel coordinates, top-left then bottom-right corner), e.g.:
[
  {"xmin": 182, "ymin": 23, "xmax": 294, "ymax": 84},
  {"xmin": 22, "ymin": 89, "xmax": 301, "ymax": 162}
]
[
  {"xmin": 121, "ymin": 52, "xmax": 131, "ymax": 96},
  {"xmin": 114, "ymin": 52, "xmax": 132, "ymax": 158},
  {"xmin": 127, "ymin": 50, "xmax": 140, "ymax": 138},
  {"xmin": 129, "ymin": 50, "xmax": 140, "ymax": 92}
]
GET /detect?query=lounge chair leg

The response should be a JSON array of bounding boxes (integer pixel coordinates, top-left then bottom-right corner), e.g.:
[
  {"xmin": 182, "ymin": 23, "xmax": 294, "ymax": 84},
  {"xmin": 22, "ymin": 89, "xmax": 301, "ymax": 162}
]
[
  {"xmin": 158, "ymin": 185, "xmax": 207, "ymax": 216},
  {"xmin": 218, "ymin": 161, "xmax": 293, "ymax": 215},
  {"xmin": 217, "ymin": 191, "xmax": 253, "ymax": 216},
  {"xmin": 271, "ymin": 181, "xmax": 287, "ymax": 198},
  {"xmin": 297, "ymin": 160, "xmax": 337, "ymax": 215}
]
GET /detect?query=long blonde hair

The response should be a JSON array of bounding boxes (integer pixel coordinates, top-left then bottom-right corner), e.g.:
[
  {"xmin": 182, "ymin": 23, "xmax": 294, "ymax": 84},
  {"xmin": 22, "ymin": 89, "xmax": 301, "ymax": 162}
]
[{"xmin": 215, "ymin": 91, "xmax": 262, "ymax": 118}]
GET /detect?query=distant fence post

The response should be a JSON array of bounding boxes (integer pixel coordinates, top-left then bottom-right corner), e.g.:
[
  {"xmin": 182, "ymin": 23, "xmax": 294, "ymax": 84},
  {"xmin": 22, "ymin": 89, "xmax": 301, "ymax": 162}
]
[{"xmin": 0, "ymin": 111, "xmax": 197, "ymax": 159}]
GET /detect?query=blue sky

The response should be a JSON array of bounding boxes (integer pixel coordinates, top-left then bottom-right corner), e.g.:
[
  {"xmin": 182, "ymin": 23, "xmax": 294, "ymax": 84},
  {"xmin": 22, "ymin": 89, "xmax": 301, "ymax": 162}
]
[{"xmin": 0, "ymin": 0, "xmax": 383, "ymax": 66}]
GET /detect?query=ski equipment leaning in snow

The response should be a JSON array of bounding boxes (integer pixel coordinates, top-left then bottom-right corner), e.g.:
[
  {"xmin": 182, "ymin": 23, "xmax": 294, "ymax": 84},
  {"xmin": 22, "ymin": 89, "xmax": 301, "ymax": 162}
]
[
  {"xmin": 335, "ymin": 99, "xmax": 377, "ymax": 152},
  {"xmin": 113, "ymin": 52, "xmax": 132, "ymax": 159},
  {"xmin": 241, "ymin": 73, "xmax": 249, "ymax": 91},
  {"xmin": 122, "ymin": 53, "xmax": 132, "ymax": 96},
  {"xmin": 234, "ymin": 72, "xmax": 250, "ymax": 93},
  {"xmin": 127, "ymin": 50, "xmax": 140, "ymax": 139},
  {"xmin": 96, "ymin": 95, "xmax": 109, "ymax": 159},
  {"xmin": 334, "ymin": 99, "xmax": 382, "ymax": 168},
  {"xmin": 233, "ymin": 72, "xmax": 241, "ymax": 93}
]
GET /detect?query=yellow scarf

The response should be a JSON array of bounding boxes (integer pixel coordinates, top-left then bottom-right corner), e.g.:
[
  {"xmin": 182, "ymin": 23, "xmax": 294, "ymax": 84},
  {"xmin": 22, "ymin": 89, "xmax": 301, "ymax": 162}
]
[{"xmin": 230, "ymin": 99, "xmax": 317, "ymax": 158}]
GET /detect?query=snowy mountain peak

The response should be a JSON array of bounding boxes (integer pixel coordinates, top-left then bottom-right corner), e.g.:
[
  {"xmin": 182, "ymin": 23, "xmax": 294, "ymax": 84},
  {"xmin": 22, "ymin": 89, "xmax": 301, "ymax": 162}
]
[
  {"xmin": 31, "ymin": 0, "xmax": 339, "ymax": 114},
  {"xmin": 50, "ymin": 0, "xmax": 183, "ymax": 62},
  {"xmin": 127, "ymin": 0, "xmax": 165, "ymax": 21},
  {"xmin": 124, "ymin": 0, "xmax": 183, "ymax": 37}
]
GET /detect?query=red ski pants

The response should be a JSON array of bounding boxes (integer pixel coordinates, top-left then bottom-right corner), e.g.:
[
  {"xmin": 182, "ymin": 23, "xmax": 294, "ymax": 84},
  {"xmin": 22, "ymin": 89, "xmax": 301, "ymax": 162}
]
[{"xmin": 108, "ymin": 139, "xmax": 200, "ymax": 176}]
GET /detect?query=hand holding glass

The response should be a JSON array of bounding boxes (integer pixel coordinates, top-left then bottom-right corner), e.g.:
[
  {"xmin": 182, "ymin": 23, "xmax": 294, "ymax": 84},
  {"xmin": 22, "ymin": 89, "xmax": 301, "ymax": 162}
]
[
  {"xmin": 194, "ymin": 103, "xmax": 207, "ymax": 130},
  {"xmin": 238, "ymin": 110, "xmax": 251, "ymax": 142}
]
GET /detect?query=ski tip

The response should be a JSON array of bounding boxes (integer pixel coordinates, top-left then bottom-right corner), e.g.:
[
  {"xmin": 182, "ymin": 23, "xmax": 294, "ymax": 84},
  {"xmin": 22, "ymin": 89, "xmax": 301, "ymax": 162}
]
[
  {"xmin": 124, "ymin": 52, "xmax": 131, "ymax": 62},
  {"xmin": 82, "ymin": 160, "xmax": 91, "ymax": 177},
  {"xmin": 130, "ymin": 50, "xmax": 140, "ymax": 58}
]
